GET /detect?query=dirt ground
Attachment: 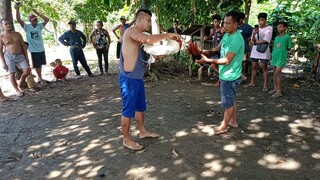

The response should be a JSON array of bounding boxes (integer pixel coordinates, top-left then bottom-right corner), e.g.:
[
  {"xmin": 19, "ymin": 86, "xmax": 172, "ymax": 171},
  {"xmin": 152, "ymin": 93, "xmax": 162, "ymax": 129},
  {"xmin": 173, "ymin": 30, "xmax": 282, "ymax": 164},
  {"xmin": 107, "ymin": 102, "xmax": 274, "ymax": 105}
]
[{"xmin": 0, "ymin": 47, "xmax": 320, "ymax": 179}]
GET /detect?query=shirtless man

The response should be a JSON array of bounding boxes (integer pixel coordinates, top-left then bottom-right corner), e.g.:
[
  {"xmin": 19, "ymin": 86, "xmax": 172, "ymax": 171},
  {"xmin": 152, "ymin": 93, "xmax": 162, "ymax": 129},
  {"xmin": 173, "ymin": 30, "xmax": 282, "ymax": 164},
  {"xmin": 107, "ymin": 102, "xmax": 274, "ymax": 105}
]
[
  {"xmin": 113, "ymin": 16, "xmax": 134, "ymax": 59},
  {"xmin": 0, "ymin": 19, "xmax": 31, "ymax": 97},
  {"xmin": 119, "ymin": 9, "xmax": 179, "ymax": 150}
]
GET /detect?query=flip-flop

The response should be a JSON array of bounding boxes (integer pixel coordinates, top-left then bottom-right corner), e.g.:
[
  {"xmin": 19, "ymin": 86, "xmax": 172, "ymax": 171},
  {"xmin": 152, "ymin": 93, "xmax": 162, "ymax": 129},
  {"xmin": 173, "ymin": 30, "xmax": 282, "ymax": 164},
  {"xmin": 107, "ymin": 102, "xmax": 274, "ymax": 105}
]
[
  {"xmin": 139, "ymin": 133, "xmax": 160, "ymax": 139},
  {"xmin": 123, "ymin": 141, "xmax": 144, "ymax": 151},
  {"xmin": 262, "ymin": 88, "xmax": 268, "ymax": 92},
  {"xmin": 213, "ymin": 127, "xmax": 229, "ymax": 135}
]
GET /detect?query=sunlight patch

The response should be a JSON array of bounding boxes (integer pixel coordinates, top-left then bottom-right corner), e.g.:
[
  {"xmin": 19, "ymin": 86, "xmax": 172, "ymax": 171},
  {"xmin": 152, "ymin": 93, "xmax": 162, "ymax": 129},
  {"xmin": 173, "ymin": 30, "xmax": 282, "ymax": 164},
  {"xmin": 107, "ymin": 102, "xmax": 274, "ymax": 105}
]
[
  {"xmin": 204, "ymin": 153, "xmax": 216, "ymax": 160},
  {"xmin": 204, "ymin": 160, "xmax": 223, "ymax": 171},
  {"xmin": 174, "ymin": 159, "xmax": 184, "ymax": 165},
  {"xmin": 161, "ymin": 167, "xmax": 169, "ymax": 173},
  {"xmin": 47, "ymin": 170, "xmax": 62, "ymax": 178},
  {"xmin": 126, "ymin": 166, "xmax": 156, "ymax": 180},
  {"xmin": 312, "ymin": 152, "xmax": 320, "ymax": 160},
  {"xmin": 175, "ymin": 130, "xmax": 189, "ymax": 137},
  {"xmin": 62, "ymin": 112, "xmax": 96, "ymax": 121},
  {"xmin": 201, "ymin": 170, "xmax": 216, "ymax": 177},
  {"xmin": 258, "ymin": 154, "xmax": 301, "ymax": 170},
  {"xmin": 248, "ymin": 132, "xmax": 270, "ymax": 138},
  {"xmin": 205, "ymin": 101, "xmax": 215, "ymax": 105},
  {"xmin": 250, "ymin": 118, "xmax": 263, "ymax": 123},
  {"xmin": 274, "ymin": 115, "xmax": 289, "ymax": 122},
  {"xmin": 223, "ymin": 144, "xmax": 237, "ymax": 152}
]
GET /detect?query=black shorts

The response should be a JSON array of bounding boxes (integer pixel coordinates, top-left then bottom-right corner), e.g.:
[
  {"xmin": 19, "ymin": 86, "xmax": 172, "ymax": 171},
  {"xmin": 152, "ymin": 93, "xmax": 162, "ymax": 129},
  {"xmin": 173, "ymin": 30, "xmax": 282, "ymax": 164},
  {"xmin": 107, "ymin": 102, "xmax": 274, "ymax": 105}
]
[{"xmin": 31, "ymin": 51, "xmax": 46, "ymax": 68}]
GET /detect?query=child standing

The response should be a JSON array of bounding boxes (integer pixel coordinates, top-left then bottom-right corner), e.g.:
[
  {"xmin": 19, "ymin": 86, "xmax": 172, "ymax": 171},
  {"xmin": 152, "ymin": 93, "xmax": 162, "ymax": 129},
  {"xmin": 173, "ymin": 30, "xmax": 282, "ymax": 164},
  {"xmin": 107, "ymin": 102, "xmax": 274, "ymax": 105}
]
[
  {"xmin": 50, "ymin": 59, "xmax": 69, "ymax": 81},
  {"xmin": 270, "ymin": 22, "xmax": 292, "ymax": 97}
]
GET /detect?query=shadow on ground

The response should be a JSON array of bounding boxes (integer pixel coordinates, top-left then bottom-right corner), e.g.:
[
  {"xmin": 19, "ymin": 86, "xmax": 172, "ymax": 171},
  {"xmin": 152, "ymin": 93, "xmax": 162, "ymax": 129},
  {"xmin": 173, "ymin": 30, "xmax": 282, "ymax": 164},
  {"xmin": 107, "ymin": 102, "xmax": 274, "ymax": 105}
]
[{"xmin": 0, "ymin": 72, "xmax": 319, "ymax": 179}]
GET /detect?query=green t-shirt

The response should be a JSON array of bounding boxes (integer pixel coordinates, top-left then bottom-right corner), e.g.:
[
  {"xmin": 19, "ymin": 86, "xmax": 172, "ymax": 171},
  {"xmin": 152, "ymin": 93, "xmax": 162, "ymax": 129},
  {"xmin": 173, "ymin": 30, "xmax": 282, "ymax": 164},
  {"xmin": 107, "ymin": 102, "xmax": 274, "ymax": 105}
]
[
  {"xmin": 271, "ymin": 33, "xmax": 292, "ymax": 67},
  {"xmin": 219, "ymin": 30, "xmax": 244, "ymax": 81}
]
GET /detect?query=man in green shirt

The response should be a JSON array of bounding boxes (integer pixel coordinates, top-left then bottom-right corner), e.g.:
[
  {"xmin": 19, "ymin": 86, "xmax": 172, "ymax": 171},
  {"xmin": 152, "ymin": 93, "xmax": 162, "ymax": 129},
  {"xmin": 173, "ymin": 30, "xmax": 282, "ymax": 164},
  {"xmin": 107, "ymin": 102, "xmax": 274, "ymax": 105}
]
[
  {"xmin": 197, "ymin": 10, "xmax": 244, "ymax": 135},
  {"xmin": 270, "ymin": 22, "xmax": 292, "ymax": 97}
]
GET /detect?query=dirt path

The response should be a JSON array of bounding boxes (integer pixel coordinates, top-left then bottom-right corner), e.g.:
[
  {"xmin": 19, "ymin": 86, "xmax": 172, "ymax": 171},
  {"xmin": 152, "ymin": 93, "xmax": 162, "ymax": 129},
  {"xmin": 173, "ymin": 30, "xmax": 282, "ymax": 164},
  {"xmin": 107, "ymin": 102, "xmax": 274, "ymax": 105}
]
[{"xmin": 0, "ymin": 60, "xmax": 319, "ymax": 179}]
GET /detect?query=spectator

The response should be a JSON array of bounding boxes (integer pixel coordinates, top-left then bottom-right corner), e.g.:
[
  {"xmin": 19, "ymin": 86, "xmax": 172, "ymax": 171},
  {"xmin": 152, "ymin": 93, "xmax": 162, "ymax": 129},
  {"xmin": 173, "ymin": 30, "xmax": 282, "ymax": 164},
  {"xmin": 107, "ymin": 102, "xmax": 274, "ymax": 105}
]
[{"xmin": 248, "ymin": 13, "xmax": 273, "ymax": 92}]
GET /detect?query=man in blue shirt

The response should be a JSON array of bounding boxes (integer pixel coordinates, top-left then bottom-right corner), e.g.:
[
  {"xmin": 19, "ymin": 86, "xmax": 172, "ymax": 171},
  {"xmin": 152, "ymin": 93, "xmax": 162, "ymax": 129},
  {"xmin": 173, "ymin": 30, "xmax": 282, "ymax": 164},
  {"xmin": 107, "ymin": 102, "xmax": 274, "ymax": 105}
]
[
  {"xmin": 238, "ymin": 12, "xmax": 253, "ymax": 77},
  {"xmin": 58, "ymin": 20, "xmax": 93, "ymax": 78},
  {"xmin": 15, "ymin": 3, "xmax": 49, "ymax": 86}
]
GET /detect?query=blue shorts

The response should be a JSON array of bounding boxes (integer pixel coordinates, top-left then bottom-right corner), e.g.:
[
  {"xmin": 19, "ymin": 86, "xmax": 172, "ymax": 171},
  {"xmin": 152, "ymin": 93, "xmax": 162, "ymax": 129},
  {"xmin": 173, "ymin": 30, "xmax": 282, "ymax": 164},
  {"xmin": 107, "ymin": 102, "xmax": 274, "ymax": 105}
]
[
  {"xmin": 118, "ymin": 73, "xmax": 146, "ymax": 118},
  {"xmin": 250, "ymin": 58, "xmax": 269, "ymax": 64},
  {"xmin": 220, "ymin": 77, "xmax": 241, "ymax": 109}
]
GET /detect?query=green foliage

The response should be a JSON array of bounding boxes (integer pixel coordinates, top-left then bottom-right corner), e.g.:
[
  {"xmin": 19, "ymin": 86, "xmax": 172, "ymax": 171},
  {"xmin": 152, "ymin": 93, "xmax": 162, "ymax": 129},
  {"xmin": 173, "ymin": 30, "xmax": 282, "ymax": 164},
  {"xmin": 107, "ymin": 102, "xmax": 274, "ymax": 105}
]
[
  {"xmin": 154, "ymin": 0, "xmax": 244, "ymax": 31},
  {"xmin": 269, "ymin": 0, "xmax": 320, "ymax": 58}
]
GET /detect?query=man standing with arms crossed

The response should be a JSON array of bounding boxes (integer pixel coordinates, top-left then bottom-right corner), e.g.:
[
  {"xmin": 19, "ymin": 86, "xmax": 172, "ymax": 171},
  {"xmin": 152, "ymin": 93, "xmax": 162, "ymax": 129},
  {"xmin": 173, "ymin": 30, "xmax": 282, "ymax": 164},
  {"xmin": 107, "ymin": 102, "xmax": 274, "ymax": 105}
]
[
  {"xmin": 197, "ymin": 11, "xmax": 244, "ymax": 135},
  {"xmin": 15, "ymin": 3, "xmax": 49, "ymax": 86},
  {"xmin": 119, "ymin": 9, "xmax": 179, "ymax": 150}
]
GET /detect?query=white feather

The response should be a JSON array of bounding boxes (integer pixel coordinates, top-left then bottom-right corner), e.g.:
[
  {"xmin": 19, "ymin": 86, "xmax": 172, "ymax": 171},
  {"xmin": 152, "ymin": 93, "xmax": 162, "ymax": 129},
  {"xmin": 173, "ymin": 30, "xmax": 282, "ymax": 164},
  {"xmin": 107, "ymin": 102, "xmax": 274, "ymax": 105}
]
[{"xmin": 142, "ymin": 33, "xmax": 181, "ymax": 56}]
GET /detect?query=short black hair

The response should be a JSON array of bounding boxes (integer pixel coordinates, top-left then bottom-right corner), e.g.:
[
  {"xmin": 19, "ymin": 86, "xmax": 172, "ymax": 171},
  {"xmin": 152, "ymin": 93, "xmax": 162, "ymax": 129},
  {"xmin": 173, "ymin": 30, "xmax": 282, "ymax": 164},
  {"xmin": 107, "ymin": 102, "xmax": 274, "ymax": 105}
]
[
  {"xmin": 173, "ymin": 20, "xmax": 179, "ymax": 23},
  {"xmin": 136, "ymin": 9, "xmax": 152, "ymax": 18},
  {"xmin": 239, "ymin": 12, "xmax": 245, "ymax": 19},
  {"xmin": 96, "ymin": 21, "xmax": 103, "ymax": 25},
  {"xmin": 258, "ymin": 13, "xmax": 268, "ymax": 19},
  {"xmin": 225, "ymin": 10, "xmax": 240, "ymax": 24},
  {"xmin": 212, "ymin": 14, "xmax": 222, "ymax": 21},
  {"xmin": 278, "ymin": 21, "xmax": 288, "ymax": 27}
]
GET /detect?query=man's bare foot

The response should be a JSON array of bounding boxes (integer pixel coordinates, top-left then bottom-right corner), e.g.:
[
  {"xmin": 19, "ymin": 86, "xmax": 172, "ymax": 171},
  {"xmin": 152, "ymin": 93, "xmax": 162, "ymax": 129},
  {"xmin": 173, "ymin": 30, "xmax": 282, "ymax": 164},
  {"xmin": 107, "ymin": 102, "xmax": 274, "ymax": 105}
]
[
  {"xmin": 139, "ymin": 132, "xmax": 160, "ymax": 139},
  {"xmin": 272, "ymin": 92, "xmax": 282, "ymax": 98},
  {"xmin": 247, "ymin": 83, "xmax": 256, "ymax": 87},
  {"xmin": 123, "ymin": 139, "xmax": 144, "ymax": 150},
  {"xmin": 16, "ymin": 91, "xmax": 24, "ymax": 97},
  {"xmin": 241, "ymin": 74, "xmax": 247, "ymax": 82},
  {"xmin": 219, "ymin": 121, "xmax": 238, "ymax": 128},
  {"xmin": 269, "ymin": 89, "xmax": 276, "ymax": 94},
  {"xmin": 213, "ymin": 126, "xmax": 229, "ymax": 135},
  {"xmin": 40, "ymin": 80, "xmax": 47, "ymax": 86},
  {"xmin": 228, "ymin": 122, "xmax": 238, "ymax": 128},
  {"xmin": 0, "ymin": 96, "xmax": 10, "ymax": 102}
]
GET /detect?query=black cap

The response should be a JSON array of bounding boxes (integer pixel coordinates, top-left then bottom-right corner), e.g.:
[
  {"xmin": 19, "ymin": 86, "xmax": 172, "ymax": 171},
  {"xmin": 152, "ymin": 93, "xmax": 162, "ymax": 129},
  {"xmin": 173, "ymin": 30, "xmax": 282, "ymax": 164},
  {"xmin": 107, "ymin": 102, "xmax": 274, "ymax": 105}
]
[{"xmin": 68, "ymin": 20, "xmax": 76, "ymax": 25}]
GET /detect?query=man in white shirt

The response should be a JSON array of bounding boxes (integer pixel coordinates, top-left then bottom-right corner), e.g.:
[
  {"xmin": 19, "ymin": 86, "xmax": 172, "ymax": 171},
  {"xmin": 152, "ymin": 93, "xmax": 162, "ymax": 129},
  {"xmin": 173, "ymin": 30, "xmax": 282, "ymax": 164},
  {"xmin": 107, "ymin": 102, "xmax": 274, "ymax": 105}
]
[{"xmin": 248, "ymin": 13, "xmax": 273, "ymax": 92}]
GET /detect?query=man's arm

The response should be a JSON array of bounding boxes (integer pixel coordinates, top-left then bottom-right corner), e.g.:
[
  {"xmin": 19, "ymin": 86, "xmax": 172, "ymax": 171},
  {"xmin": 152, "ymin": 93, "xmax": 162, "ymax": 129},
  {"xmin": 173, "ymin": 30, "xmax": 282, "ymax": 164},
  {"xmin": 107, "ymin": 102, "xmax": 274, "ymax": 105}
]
[
  {"xmin": 197, "ymin": 52, "xmax": 236, "ymax": 65},
  {"xmin": 58, "ymin": 32, "xmax": 69, "ymax": 46},
  {"xmin": 89, "ymin": 30, "xmax": 95, "ymax": 44},
  {"xmin": 0, "ymin": 37, "xmax": 8, "ymax": 71},
  {"xmin": 112, "ymin": 25, "xmax": 120, "ymax": 40},
  {"xmin": 129, "ymin": 28, "xmax": 179, "ymax": 44},
  {"xmin": 80, "ymin": 31, "xmax": 87, "ymax": 48},
  {"xmin": 18, "ymin": 33, "xmax": 29, "ymax": 64},
  {"xmin": 33, "ymin": 9, "xmax": 49, "ymax": 26},
  {"xmin": 15, "ymin": 3, "xmax": 25, "ymax": 28},
  {"xmin": 105, "ymin": 30, "xmax": 111, "ymax": 46}
]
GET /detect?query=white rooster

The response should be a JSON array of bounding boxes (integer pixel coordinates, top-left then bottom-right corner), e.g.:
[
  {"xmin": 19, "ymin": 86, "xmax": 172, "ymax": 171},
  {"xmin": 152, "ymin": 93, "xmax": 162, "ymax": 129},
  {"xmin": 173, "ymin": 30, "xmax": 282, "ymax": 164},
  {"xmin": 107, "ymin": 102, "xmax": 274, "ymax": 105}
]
[{"xmin": 142, "ymin": 33, "xmax": 181, "ymax": 63}]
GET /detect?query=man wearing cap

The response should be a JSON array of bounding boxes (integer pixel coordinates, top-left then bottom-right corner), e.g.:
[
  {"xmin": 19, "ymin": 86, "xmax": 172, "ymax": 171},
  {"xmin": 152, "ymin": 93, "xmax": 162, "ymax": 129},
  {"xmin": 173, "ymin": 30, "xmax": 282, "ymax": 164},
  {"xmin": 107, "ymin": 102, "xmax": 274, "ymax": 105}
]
[
  {"xmin": 112, "ymin": 16, "xmax": 134, "ymax": 59},
  {"xmin": 58, "ymin": 20, "xmax": 93, "ymax": 78},
  {"xmin": 15, "ymin": 3, "xmax": 49, "ymax": 86}
]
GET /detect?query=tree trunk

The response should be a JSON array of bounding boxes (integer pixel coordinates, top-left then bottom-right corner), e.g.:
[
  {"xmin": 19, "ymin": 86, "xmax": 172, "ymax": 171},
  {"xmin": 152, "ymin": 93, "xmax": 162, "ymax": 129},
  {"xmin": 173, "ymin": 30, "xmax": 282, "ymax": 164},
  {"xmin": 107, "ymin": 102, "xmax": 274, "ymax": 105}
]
[
  {"xmin": 190, "ymin": 0, "xmax": 196, "ymax": 26},
  {"xmin": 0, "ymin": 0, "xmax": 13, "ymax": 32},
  {"xmin": 244, "ymin": 0, "xmax": 252, "ymax": 24}
]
